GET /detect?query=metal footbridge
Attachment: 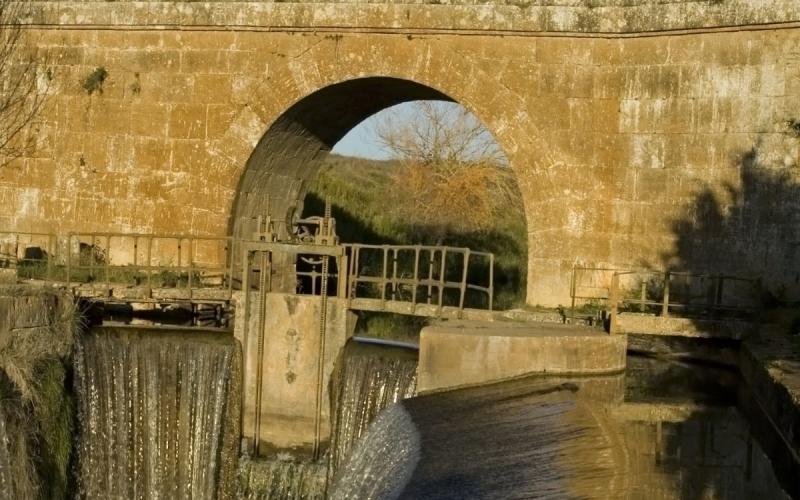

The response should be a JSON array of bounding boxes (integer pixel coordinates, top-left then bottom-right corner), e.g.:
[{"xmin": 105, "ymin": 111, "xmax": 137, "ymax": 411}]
[{"xmin": 0, "ymin": 208, "xmax": 496, "ymax": 320}]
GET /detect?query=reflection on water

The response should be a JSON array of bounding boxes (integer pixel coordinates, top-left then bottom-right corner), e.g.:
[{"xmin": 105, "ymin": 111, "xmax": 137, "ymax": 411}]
[{"xmin": 332, "ymin": 354, "xmax": 792, "ymax": 499}]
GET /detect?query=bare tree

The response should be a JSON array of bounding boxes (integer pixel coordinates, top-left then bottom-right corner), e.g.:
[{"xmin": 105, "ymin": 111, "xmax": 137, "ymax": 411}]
[
  {"xmin": 0, "ymin": 1, "xmax": 48, "ymax": 165},
  {"xmin": 374, "ymin": 101, "xmax": 522, "ymax": 238}
]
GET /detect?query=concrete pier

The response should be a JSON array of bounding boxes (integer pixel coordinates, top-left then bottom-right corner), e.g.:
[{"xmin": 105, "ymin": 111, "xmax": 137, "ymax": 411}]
[
  {"xmin": 417, "ymin": 321, "xmax": 626, "ymax": 393},
  {"xmin": 233, "ymin": 292, "xmax": 356, "ymax": 456}
]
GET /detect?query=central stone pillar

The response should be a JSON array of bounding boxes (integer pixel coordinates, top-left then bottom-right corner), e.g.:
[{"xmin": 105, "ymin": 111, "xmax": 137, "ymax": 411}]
[{"xmin": 233, "ymin": 292, "xmax": 356, "ymax": 457}]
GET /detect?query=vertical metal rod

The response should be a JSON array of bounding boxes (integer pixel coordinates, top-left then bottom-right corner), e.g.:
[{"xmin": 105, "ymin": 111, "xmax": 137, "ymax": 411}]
[
  {"xmin": 570, "ymin": 267, "xmax": 577, "ymax": 323},
  {"xmin": 609, "ymin": 273, "xmax": 620, "ymax": 334},
  {"xmin": 662, "ymin": 271, "xmax": 670, "ymax": 317},
  {"xmin": 458, "ymin": 250, "xmax": 470, "ymax": 315},
  {"xmin": 188, "ymin": 238, "xmax": 194, "ymax": 290},
  {"xmin": 253, "ymin": 250, "xmax": 269, "ymax": 456},
  {"xmin": 66, "ymin": 234, "xmax": 71, "ymax": 284},
  {"xmin": 177, "ymin": 238, "xmax": 182, "ymax": 288},
  {"xmin": 313, "ymin": 206, "xmax": 332, "ymax": 460},
  {"xmin": 146, "ymin": 237, "xmax": 152, "ymax": 290},
  {"xmin": 438, "ymin": 248, "xmax": 447, "ymax": 312},
  {"xmin": 381, "ymin": 246, "xmax": 388, "ymax": 306},
  {"xmin": 488, "ymin": 253, "xmax": 494, "ymax": 311},
  {"xmin": 639, "ymin": 279, "xmax": 647, "ymax": 312},
  {"xmin": 411, "ymin": 246, "xmax": 420, "ymax": 308},
  {"xmin": 105, "ymin": 235, "xmax": 110, "ymax": 287},
  {"xmin": 427, "ymin": 250, "xmax": 434, "ymax": 304},
  {"xmin": 391, "ymin": 248, "xmax": 398, "ymax": 301},
  {"xmin": 337, "ymin": 253, "xmax": 348, "ymax": 299},
  {"xmin": 239, "ymin": 248, "xmax": 251, "ymax": 453},
  {"xmin": 46, "ymin": 234, "xmax": 53, "ymax": 282},
  {"xmin": 89, "ymin": 235, "xmax": 95, "ymax": 281}
]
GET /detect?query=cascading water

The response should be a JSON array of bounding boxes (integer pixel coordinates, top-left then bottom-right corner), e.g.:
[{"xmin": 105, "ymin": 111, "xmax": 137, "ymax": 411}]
[
  {"xmin": 73, "ymin": 327, "xmax": 241, "ymax": 499},
  {"xmin": 327, "ymin": 341, "xmax": 418, "ymax": 484},
  {"xmin": 238, "ymin": 456, "xmax": 327, "ymax": 499},
  {"xmin": 237, "ymin": 339, "xmax": 419, "ymax": 499}
]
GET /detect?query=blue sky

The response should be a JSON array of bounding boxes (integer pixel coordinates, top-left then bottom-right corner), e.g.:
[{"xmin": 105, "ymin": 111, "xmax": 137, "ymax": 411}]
[{"xmin": 331, "ymin": 102, "xmax": 414, "ymax": 160}]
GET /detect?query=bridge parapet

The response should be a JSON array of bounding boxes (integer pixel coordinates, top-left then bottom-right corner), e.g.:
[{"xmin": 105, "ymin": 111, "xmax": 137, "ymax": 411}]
[{"xmin": 20, "ymin": 1, "xmax": 800, "ymax": 34}]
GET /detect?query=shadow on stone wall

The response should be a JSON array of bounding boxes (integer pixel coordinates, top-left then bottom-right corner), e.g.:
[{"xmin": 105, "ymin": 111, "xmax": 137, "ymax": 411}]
[
  {"xmin": 656, "ymin": 136, "xmax": 800, "ymax": 497},
  {"xmin": 662, "ymin": 138, "xmax": 800, "ymax": 306}
]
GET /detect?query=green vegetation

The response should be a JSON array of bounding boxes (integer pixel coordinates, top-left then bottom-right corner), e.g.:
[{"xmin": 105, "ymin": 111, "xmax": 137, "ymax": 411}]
[
  {"xmin": 0, "ymin": 288, "xmax": 75, "ymax": 498},
  {"xmin": 304, "ymin": 154, "xmax": 528, "ymax": 310},
  {"xmin": 81, "ymin": 66, "xmax": 108, "ymax": 95},
  {"xmin": 353, "ymin": 312, "xmax": 430, "ymax": 344}
]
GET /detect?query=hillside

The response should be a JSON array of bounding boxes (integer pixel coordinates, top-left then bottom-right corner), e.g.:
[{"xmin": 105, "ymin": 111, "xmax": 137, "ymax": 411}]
[{"xmin": 302, "ymin": 154, "xmax": 527, "ymax": 309}]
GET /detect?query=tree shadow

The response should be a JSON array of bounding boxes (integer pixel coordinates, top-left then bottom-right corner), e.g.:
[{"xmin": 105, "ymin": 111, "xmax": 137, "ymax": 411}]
[
  {"xmin": 655, "ymin": 136, "xmax": 800, "ymax": 498},
  {"xmin": 662, "ymin": 140, "xmax": 800, "ymax": 306}
]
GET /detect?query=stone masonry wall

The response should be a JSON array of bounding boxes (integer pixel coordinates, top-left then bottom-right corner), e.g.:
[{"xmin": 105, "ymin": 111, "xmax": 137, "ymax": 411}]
[{"xmin": 2, "ymin": 3, "xmax": 800, "ymax": 305}]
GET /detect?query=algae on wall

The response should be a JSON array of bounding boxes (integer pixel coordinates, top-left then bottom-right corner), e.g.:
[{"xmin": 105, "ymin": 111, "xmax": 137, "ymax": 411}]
[{"xmin": 0, "ymin": 286, "xmax": 76, "ymax": 500}]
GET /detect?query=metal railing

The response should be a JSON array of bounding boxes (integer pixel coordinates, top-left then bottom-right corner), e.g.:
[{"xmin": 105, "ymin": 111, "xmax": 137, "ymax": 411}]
[
  {"xmin": 0, "ymin": 231, "xmax": 59, "ymax": 282},
  {"xmin": 0, "ymin": 230, "xmax": 235, "ymax": 297},
  {"xmin": 2, "ymin": 229, "xmax": 497, "ymax": 315},
  {"xmin": 343, "ymin": 243, "xmax": 494, "ymax": 313},
  {"xmin": 609, "ymin": 269, "xmax": 761, "ymax": 333},
  {"xmin": 569, "ymin": 266, "xmax": 616, "ymax": 318}
]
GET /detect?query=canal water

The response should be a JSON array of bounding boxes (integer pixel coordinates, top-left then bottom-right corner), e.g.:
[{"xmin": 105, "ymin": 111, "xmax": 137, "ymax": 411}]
[{"xmin": 62, "ymin": 327, "xmax": 796, "ymax": 499}]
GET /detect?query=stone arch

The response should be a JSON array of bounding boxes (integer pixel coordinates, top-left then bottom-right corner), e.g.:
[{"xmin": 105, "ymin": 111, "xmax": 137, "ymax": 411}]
[{"xmin": 229, "ymin": 76, "xmax": 530, "ymax": 298}]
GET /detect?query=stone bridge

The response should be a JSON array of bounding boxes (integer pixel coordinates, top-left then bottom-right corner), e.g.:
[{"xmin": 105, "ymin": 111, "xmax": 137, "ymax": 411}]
[{"xmin": 4, "ymin": 0, "xmax": 800, "ymax": 306}]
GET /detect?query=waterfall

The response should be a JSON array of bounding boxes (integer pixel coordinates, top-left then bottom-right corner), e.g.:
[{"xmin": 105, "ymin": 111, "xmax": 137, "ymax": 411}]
[
  {"xmin": 328, "ymin": 404, "xmax": 420, "ymax": 500},
  {"xmin": 73, "ymin": 327, "xmax": 241, "ymax": 499},
  {"xmin": 238, "ymin": 457, "xmax": 326, "ymax": 499},
  {"xmin": 327, "ymin": 341, "xmax": 418, "ymax": 484}
]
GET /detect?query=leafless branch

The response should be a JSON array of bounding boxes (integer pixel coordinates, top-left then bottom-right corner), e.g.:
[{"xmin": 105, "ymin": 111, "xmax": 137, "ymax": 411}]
[
  {"xmin": 374, "ymin": 101, "xmax": 522, "ymax": 237},
  {"xmin": 0, "ymin": 1, "xmax": 49, "ymax": 167}
]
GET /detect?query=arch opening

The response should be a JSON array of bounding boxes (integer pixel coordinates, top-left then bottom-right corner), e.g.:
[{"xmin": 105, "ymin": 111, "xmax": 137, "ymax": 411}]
[{"xmin": 231, "ymin": 77, "xmax": 527, "ymax": 308}]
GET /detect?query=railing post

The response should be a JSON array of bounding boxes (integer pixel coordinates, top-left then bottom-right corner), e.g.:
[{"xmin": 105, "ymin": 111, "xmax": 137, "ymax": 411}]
[
  {"xmin": 662, "ymin": 271, "xmax": 670, "ymax": 317},
  {"xmin": 427, "ymin": 249, "xmax": 435, "ymax": 305},
  {"xmin": 46, "ymin": 234, "xmax": 53, "ymax": 282},
  {"xmin": 188, "ymin": 238, "xmax": 194, "ymax": 291},
  {"xmin": 609, "ymin": 273, "xmax": 620, "ymax": 334},
  {"xmin": 391, "ymin": 248, "xmax": 398, "ymax": 301},
  {"xmin": 146, "ymin": 237, "xmax": 152, "ymax": 291},
  {"xmin": 66, "ymin": 233, "xmax": 71, "ymax": 285},
  {"xmin": 411, "ymin": 245, "xmax": 420, "ymax": 308},
  {"xmin": 488, "ymin": 253, "xmax": 494, "ymax": 311},
  {"xmin": 639, "ymin": 277, "xmax": 646, "ymax": 313},
  {"xmin": 337, "ymin": 252, "xmax": 348, "ymax": 299},
  {"xmin": 105, "ymin": 235, "xmax": 110, "ymax": 288},
  {"xmin": 570, "ymin": 267, "xmax": 577, "ymax": 323},
  {"xmin": 438, "ymin": 248, "xmax": 447, "ymax": 313},
  {"xmin": 458, "ymin": 249, "xmax": 470, "ymax": 315},
  {"xmin": 381, "ymin": 246, "xmax": 388, "ymax": 307}
]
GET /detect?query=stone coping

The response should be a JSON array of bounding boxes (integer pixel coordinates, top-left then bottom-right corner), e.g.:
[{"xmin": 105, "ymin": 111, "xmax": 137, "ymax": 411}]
[{"xmin": 20, "ymin": 1, "xmax": 800, "ymax": 35}]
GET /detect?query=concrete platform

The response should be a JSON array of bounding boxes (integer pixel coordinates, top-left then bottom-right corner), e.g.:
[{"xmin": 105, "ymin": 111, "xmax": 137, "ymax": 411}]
[{"xmin": 417, "ymin": 320, "xmax": 627, "ymax": 393}]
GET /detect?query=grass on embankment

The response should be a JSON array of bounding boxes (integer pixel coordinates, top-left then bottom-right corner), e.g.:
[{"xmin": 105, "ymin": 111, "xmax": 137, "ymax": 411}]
[{"xmin": 303, "ymin": 154, "xmax": 528, "ymax": 312}]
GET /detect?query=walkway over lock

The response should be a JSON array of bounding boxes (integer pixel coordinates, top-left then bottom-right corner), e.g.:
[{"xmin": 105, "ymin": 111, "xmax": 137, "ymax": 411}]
[{"xmin": 0, "ymin": 228, "xmax": 496, "ymax": 320}]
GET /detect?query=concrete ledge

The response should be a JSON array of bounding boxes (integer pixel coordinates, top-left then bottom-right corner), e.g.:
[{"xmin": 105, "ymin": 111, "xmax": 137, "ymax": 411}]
[
  {"xmin": 616, "ymin": 313, "xmax": 757, "ymax": 340},
  {"xmin": 739, "ymin": 333, "xmax": 800, "ymax": 461},
  {"xmin": 417, "ymin": 320, "xmax": 626, "ymax": 393}
]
